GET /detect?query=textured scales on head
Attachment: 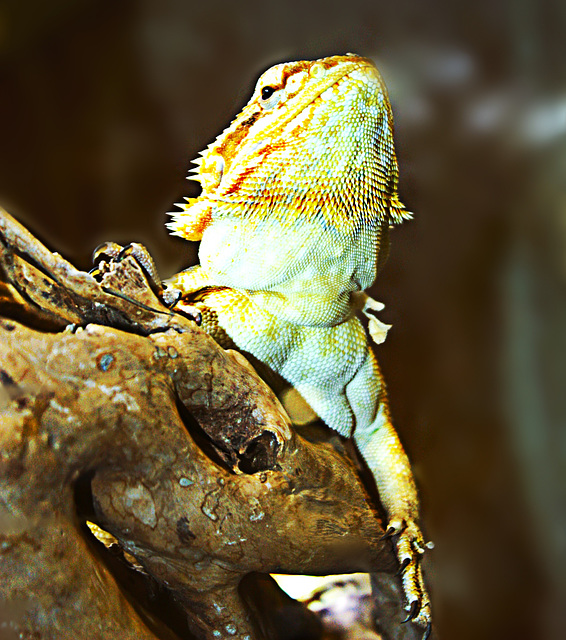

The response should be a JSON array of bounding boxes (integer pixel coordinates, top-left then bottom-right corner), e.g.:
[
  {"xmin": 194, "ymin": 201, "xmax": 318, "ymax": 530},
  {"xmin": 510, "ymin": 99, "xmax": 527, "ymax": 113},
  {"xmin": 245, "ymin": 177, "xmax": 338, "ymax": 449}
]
[{"xmin": 168, "ymin": 54, "xmax": 411, "ymax": 241}]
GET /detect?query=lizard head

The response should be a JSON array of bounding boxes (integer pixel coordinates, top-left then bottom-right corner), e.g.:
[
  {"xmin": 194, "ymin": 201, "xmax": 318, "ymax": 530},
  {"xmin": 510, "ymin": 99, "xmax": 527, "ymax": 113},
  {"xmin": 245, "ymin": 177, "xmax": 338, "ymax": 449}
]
[{"xmin": 169, "ymin": 54, "xmax": 410, "ymax": 240}]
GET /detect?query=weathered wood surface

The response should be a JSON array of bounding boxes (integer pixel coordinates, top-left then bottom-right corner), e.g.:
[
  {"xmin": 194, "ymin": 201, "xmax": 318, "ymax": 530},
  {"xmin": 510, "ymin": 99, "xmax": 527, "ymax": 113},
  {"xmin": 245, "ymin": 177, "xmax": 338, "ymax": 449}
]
[{"xmin": 0, "ymin": 208, "xmax": 418, "ymax": 640}]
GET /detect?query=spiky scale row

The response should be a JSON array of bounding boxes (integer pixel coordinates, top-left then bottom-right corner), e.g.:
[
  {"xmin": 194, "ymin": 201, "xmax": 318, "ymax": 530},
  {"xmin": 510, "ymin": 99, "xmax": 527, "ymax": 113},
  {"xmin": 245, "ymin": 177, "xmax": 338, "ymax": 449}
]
[{"xmin": 167, "ymin": 54, "xmax": 431, "ymax": 631}]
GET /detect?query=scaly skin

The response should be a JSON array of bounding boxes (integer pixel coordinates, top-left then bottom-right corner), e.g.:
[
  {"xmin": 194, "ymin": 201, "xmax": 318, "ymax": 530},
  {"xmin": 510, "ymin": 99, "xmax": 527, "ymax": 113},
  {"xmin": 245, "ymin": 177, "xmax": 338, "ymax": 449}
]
[{"xmin": 167, "ymin": 54, "xmax": 431, "ymax": 631}]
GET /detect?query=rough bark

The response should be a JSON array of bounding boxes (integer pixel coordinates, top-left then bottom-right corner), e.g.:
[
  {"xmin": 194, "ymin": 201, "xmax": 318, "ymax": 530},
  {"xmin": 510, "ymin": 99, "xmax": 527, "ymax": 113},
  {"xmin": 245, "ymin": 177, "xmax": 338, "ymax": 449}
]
[{"xmin": 0, "ymin": 208, "xmax": 411, "ymax": 640}]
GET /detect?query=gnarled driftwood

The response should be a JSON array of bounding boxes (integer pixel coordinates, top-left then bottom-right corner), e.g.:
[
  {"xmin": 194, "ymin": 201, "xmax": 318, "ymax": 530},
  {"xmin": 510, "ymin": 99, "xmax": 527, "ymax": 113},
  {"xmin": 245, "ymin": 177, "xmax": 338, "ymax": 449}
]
[{"xmin": 0, "ymin": 208, "xmax": 422, "ymax": 640}]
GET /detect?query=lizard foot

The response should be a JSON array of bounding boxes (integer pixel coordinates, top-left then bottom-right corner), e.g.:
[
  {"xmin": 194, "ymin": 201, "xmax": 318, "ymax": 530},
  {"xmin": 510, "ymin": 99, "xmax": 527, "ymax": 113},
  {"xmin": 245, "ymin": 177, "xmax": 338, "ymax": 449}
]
[
  {"xmin": 387, "ymin": 518, "xmax": 432, "ymax": 633},
  {"xmin": 92, "ymin": 241, "xmax": 162, "ymax": 294}
]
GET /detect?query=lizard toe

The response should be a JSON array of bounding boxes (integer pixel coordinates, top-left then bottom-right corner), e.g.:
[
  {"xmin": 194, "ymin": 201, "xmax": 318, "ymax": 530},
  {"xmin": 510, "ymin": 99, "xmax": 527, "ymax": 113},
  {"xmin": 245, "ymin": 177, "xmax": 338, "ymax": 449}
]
[
  {"xmin": 400, "ymin": 559, "xmax": 431, "ymax": 629},
  {"xmin": 92, "ymin": 241, "xmax": 124, "ymax": 265},
  {"xmin": 401, "ymin": 599, "xmax": 420, "ymax": 623},
  {"xmin": 391, "ymin": 518, "xmax": 432, "ymax": 630},
  {"xmin": 117, "ymin": 242, "xmax": 162, "ymax": 294},
  {"xmin": 161, "ymin": 285, "xmax": 183, "ymax": 309}
]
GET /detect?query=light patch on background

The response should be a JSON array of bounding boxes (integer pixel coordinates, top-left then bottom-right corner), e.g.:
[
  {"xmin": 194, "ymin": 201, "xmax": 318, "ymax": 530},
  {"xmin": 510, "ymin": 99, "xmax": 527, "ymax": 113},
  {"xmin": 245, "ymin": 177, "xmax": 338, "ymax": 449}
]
[{"xmin": 271, "ymin": 572, "xmax": 371, "ymax": 601}]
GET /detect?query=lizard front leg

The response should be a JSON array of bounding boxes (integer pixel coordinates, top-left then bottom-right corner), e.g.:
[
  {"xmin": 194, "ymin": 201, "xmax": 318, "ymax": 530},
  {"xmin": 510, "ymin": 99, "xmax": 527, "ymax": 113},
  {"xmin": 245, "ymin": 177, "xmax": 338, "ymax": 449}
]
[
  {"xmin": 167, "ymin": 264, "xmax": 214, "ymax": 295},
  {"xmin": 346, "ymin": 351, "xmax": 431, "ymax": 631}
]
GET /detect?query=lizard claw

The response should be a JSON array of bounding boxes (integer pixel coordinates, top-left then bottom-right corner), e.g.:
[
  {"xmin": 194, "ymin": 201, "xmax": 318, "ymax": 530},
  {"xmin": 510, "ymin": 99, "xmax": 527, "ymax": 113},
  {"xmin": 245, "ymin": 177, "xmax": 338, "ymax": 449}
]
[
  {"xmin": 161, "ymin": 285, "xmax": 183, "ymax": 308},
  {"xmin": 92, "ymin": 241, "xmax": 167, "ymax": 300},
  {"xmin": 383, "ymin": 517, "xmax": 407, "ymax": 537},
  {"xmin": 395, "ymin": 556, "xmax": 411, "ymax": 576},
  {"xmin": 173, "ymin": 302, "xmax": 203, "ymax": 325},
  {"xmin": 90, "ymin": 242, "xmax": 125, "ymax": 281},
  {"xmin": 401, "ymin": 599, "xmax": 420, "ymax": 623},
  {"xmin": 380, "ymin": 525, "xmax": 397, "ymax": 540},
  {"xmin": 92, "ymin": 241, "xmax": 124, "ymax": 264}
]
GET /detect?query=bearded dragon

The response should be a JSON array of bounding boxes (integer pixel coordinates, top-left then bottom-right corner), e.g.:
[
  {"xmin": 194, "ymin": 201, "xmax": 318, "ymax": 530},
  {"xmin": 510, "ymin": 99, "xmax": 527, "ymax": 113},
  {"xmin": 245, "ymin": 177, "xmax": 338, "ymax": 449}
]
[{"xmin": 166, "ymin": 54, "xmax": 431, "ymax": 633}]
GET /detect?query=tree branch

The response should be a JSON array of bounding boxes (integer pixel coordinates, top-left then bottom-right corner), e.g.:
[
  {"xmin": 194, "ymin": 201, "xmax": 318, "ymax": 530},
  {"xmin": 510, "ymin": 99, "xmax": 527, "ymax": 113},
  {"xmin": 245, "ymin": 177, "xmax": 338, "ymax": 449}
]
[{"xmin": 0, "ymin": 208, "xmax": 406, "ymax": 640}]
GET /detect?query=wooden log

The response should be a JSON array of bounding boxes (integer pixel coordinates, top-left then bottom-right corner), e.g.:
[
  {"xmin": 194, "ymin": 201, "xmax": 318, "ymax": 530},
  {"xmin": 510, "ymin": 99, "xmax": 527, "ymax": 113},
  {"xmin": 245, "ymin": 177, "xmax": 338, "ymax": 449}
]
[{"xmin": 0, "ymin": 208, "xmax": 407, "ymax": 640}]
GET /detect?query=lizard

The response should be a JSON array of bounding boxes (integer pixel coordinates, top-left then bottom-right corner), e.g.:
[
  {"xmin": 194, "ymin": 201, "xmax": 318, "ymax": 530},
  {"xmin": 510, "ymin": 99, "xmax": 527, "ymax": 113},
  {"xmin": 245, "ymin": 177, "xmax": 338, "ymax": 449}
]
[{"xmin": 165, "ymin": 53, "xmax": 432, "ymax": 634}]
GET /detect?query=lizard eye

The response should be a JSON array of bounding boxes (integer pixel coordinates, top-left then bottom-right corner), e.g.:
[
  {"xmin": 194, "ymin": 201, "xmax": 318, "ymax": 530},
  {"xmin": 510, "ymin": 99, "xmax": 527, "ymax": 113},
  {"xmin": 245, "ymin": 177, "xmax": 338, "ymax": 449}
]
[
  {"xmin": 258, "ymin": 83, "xmax": 282, "ymax": 110},
  {"xmin": 261, "ymin": 86, "xmax": 276, "ymax": 100}
]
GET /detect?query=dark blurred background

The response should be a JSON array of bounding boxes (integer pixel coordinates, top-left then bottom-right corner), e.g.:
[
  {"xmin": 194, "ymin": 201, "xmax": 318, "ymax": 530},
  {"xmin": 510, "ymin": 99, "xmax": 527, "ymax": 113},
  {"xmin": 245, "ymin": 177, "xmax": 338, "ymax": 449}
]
[{"xmin": 0, "ymin": 1, "xmax": 564, "ymax": 638}]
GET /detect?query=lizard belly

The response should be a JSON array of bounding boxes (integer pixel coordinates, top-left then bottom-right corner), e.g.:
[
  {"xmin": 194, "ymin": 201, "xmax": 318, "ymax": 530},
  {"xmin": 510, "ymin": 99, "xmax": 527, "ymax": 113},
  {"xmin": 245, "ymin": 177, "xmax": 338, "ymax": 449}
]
[
  {"xmin": 198, "ymin": 217, "xmax": 379, "ymax": 327},
  {"xmin": 196, "ymin": 286, "xmax": 374, "ymax": 437}
]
